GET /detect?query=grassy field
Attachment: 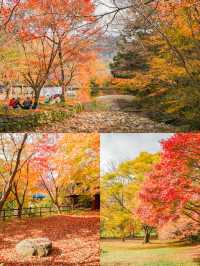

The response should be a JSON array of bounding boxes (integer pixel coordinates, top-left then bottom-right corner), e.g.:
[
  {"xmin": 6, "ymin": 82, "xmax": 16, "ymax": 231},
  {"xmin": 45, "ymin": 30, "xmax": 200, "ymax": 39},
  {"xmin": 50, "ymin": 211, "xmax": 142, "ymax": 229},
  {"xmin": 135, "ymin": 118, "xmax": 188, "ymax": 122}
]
[{"xmin": 101, "ymin": 239, "xmax": 200, "ymax": 266}]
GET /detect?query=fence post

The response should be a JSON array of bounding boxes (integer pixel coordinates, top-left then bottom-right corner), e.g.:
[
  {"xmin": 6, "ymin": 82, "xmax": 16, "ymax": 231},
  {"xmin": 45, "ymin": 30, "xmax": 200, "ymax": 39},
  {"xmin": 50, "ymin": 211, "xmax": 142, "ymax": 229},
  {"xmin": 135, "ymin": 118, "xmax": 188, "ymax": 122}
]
[
  {"xmin": 29, "ymin": 207, "xmax": 31, "ymax": 217},
  {"xmin": 0, "ymin": 206, "xmax": 70, "ymax": 221}
]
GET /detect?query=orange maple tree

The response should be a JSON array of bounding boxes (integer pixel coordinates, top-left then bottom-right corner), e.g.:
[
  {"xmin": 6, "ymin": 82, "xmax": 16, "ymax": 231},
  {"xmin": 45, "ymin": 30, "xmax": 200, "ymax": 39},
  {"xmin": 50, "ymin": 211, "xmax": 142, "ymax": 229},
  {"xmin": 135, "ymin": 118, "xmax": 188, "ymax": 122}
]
[{"xmin": 3, "ymin": 0, "xmax": 98, "ymax": 107}]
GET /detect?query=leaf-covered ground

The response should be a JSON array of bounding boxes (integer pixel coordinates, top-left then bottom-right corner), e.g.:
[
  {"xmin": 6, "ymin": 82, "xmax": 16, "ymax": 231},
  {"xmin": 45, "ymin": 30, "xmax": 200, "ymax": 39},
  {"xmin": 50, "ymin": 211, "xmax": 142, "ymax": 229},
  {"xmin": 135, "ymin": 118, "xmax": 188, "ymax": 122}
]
[
  {"xmin": 35, "ymin": 111, "xmax": 175, "ymax": 133},
  {"xmin": 0, "ymin": 212, "xmax": 99, "ymax": 266}
]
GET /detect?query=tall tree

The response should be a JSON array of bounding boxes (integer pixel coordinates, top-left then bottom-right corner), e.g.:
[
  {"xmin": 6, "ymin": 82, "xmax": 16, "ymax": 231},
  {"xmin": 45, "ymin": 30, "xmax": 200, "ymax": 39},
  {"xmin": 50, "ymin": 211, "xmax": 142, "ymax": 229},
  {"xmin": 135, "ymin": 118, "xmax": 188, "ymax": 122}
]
[
  {"xmin": 101, "ymin": 152, "xmax": 160, "ymax": 243},
  {"xmin": 4, "ymin": 0, "xmax": 97, "ymax": 107},
  {"xmin": 139, "ymin": 133, "xmax": 200, "ymax": 231},
  {"xmin": 11, "ymin": 160, "xmax": 38, "ymax": 218},
  {"xmin": 0, "ymin": 134, "xmax": 28, "ymax": 211}
]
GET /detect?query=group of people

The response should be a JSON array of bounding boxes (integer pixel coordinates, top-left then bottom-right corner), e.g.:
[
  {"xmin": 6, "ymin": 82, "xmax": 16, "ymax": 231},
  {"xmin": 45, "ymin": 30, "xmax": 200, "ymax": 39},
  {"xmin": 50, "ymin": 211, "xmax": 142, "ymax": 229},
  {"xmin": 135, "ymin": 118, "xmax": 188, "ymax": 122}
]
[
  {"xmin": 44, "ymin": 94, "xmax": 61, "ymax": 104},
  {"xmin": 7, "ymin": 94, "xmax": 61, "ymax": 110},
  {"xmin": 8, "ymin": 97, "xmax": 33, "ymax": 110}
]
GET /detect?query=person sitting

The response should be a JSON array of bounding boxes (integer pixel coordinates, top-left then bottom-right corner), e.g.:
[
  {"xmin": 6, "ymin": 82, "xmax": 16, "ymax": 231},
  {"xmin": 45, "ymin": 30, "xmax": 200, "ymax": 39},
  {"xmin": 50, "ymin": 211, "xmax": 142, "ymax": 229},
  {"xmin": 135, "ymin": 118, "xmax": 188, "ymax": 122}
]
[
  {"xmin": 22, "ymin": 97, "xmax": 32, "ymax": 110},
  {"xmin": 55, "ymin": 96, "xmax": 61, "ymax": 103},
  {"xmin": 8, "ymin": 98, "xmax": 16, "ymax": 108},
  {"xmin": 44, "ymin": 94, "xmax": 51, "ymax": 104},
  {"xmin": 8, "ymin": 97, "xmax": 21, "ymax": 109},
  {"xmin": 15, "ymin": 97, "xmax": 22, "ymax": 109}
]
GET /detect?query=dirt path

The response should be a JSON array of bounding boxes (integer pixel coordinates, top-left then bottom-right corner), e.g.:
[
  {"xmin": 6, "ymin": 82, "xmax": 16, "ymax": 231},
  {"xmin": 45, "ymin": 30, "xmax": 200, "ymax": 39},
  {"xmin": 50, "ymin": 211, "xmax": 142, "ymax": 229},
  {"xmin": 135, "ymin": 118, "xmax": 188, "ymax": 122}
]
[{"xmin": 35, "ymin": 111, "xmax": 175, "ymax": 133}]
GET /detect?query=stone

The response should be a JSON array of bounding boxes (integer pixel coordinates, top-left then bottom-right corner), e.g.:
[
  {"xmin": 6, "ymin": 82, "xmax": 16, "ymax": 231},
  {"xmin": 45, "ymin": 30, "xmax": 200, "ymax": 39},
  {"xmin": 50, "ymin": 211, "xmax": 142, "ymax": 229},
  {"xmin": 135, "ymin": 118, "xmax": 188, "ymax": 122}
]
[{"xmin": 16, "ymin": 238, "xmax": 52, "ymax": 257}]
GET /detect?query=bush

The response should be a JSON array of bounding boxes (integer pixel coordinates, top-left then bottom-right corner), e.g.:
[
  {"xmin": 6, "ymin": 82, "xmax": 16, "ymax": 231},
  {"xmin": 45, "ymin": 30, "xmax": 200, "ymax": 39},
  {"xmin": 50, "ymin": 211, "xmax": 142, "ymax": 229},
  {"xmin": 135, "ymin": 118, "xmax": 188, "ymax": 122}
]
[
  {"xmin": 0, "ymin": 103, "xmax": 83, "ymax": 132},
  {"xmin": 89, "ymin": 79, "xmax": 100, "ymax": 97}
]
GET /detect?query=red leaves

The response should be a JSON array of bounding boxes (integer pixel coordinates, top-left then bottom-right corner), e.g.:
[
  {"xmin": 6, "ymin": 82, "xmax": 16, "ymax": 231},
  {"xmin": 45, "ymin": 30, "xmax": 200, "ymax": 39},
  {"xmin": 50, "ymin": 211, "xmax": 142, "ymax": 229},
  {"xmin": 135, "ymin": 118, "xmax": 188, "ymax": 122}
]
[
  {"xmin": 138, "ymin": 133, "xmax": 200, "ymax": 228},
  {"xmin": 0, "ymin": 0, "xmax": 20, "ymax": 29},
  {"xmin": 0, "ymin": 213, "xmax": 100, "ymax": 265}
]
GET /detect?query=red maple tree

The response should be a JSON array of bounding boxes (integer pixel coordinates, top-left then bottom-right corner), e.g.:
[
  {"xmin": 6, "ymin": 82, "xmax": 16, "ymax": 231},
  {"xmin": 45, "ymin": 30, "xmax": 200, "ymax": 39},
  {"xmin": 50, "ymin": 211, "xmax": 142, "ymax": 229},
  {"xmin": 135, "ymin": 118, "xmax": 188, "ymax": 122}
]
[{"xmin": 138, "ymin": 133, "xmax": 200, "ymax": 228}]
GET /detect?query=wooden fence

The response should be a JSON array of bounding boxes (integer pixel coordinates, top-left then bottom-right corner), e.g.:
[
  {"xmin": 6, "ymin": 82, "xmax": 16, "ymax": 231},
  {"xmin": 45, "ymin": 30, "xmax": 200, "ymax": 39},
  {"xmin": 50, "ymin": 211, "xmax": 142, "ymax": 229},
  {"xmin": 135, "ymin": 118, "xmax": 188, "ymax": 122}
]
[{"xmin": 0, "ymin": 205, "xmax": 73, "ymax": 221}]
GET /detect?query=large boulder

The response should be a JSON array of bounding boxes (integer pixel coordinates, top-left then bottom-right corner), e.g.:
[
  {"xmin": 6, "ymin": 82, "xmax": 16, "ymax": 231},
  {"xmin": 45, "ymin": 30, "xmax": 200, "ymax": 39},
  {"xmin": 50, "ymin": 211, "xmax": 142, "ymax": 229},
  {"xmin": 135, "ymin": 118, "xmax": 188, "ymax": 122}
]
[{"xmin": 16, "ymin": 238, "xmax": 52, "ymax": 257}]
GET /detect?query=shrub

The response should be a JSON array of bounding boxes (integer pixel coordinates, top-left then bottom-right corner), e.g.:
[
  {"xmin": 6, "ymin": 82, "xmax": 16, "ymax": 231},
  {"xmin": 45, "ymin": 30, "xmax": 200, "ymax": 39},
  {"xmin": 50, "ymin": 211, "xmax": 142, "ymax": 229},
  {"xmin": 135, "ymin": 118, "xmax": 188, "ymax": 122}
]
[{"xmin": 89, "ymin": 79, "xmax": 100, "ymax": 97}]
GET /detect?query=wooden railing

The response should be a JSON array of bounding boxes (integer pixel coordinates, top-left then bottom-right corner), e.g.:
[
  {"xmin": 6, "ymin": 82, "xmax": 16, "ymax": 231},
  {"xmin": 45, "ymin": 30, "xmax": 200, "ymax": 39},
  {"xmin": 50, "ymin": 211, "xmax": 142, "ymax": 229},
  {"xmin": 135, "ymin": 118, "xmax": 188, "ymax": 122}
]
[{"xmin": 0, "ymin": 205, "xmax": 73, "ymax": 221}]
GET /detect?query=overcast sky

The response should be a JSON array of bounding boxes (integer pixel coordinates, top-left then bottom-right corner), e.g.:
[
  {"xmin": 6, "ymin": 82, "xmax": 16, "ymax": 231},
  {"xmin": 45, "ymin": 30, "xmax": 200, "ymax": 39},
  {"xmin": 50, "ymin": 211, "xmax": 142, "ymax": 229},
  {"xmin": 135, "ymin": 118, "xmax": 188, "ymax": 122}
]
[{"xmin": 100, "ymin": 133, "xmax": 173, "ymax": 173}]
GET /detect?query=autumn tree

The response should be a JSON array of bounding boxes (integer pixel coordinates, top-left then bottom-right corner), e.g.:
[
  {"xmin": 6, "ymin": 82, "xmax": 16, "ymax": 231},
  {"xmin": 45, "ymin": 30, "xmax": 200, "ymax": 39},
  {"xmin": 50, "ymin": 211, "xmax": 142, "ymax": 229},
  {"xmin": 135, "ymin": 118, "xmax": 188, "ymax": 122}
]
[
  {"xmin": 39, "ymin": 170, "xmax": 66, "ymax": 213},
  {"xmin": 104, "ymin": 1, "xmax": 200, "ymax": 127},
  {"xmin": 52, "ymin": 39, "xmax": 97, "ymax": 102},
  {"xmin": 101, "ymin": 152, "xmax": 160, "ymax": 243},
  {"xmin": 0, "ymin": 133, "xmax": 58, "ymax": 213},
  {"xmin": 0, "ymin": 32, "xmax": 23, "ymax": 100},
  {"xmin": 4, "ymin": 0, "xmax": 98, "ymax": 107},
  {"xmin": 159, "ymin": 215, "xmax": 200, "ymax": 242},
  {"xmin": 11, "ymin": 160, "xmax": 38, "ymax": 218},
  {"xmin": 36, "ymin": 134, "xmax": 100, "ymax": 212},
  {"xmin": 139, "ymin": 133, "xmax": 200, "ymax": 235},
  {"xmin": 0, "ymin": 134, "xmax": 28, "ymax": 211},
  {"xmin": 51, "ymin": 0, "xmax": 97, "ymax": 102}
]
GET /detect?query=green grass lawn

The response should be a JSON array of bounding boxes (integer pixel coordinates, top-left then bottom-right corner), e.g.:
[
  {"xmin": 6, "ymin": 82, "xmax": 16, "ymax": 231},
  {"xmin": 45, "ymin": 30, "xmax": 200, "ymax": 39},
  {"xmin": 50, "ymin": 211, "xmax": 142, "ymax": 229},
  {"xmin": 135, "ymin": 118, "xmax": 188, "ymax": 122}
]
[{"xmin": 101, "ymin": 239, "xmax": 200, "ymax": 266}]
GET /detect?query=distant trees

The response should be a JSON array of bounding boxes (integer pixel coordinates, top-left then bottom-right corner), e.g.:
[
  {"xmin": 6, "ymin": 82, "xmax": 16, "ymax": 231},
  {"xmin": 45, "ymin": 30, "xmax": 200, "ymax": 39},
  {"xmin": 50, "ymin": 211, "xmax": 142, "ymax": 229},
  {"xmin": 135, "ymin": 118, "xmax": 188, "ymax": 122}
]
[{"xmin": 110, "ymin": 45, "xmax": 148, "ymax": 79}]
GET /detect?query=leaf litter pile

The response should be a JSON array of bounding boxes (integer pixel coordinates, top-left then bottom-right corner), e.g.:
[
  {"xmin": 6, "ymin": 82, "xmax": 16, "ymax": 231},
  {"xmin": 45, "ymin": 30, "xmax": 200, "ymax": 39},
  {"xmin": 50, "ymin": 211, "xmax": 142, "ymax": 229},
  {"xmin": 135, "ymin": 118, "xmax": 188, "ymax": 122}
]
[
  {"xmin": 0, "ymin": 212, "xmax": 99, "ymax": 266},
  {"xmin": 36, "ymin": 111, "xmax": 175, "ymax": 133}
]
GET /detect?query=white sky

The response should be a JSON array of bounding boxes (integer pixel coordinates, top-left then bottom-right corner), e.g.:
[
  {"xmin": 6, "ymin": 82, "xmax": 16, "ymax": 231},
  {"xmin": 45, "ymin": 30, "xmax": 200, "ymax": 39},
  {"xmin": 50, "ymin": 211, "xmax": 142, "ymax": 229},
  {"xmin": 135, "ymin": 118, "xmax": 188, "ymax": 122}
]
[{"xmin": 100, "ymin": 133, "xmax": 173, "ymax": 173}]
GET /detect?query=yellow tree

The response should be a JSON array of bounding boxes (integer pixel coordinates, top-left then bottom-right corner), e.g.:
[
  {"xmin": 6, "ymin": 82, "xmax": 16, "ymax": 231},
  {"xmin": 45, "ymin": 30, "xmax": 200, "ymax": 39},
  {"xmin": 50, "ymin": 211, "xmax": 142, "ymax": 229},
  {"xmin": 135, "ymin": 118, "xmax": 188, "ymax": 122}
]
[
  {"xmin": 101, "ymin": 152, "xmax": 160, "ymax": 243},
  {"xmin": 10, "ymin": 160, "xmax": 39, "ymax": 218},
  {"xmin": 39, "ymin": 133, "xmax": 100, "ymax": 212}
]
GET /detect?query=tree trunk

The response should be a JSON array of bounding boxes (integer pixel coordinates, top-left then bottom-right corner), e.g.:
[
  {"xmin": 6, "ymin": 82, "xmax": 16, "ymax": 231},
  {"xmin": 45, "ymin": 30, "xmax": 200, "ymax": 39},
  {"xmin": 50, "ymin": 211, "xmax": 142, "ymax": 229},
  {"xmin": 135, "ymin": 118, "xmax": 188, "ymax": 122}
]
[
  {"xmin": 91, "ymin": 194, "xmax": 100, "ymax": 210},
  {"xmin": 130, "ymin": 230, "xmax": 135, "ymax": 239},
  {"xmin": 5, "ymin": 84, "xmax": 10, "ymax": 100},
  {"xmin": 33, "ymin": 89, "xmax": 41, "ymax": 109},
  {"xmin": 61, "ymin": 85, "xmax": 65, "ymax": 103},
  {"xmin": 58, "ymin": 42, "xmax": 65, "ymax": 103},
  {"xmin": 121, "ymin": 230, "xmax": 126, "ymax": 242},
  {"xmin": 144, "ymin": 230, "xmax": 150, "ymax": 244},
  {"xmin": 55, "ymin": 203, "xmax": 62, "ymax": 214},
  {"xmin": 143, "ymin": 225, "xmax": 152, "ymax": 244},
  {"xmin": 0, "ymin": 134, "xmax": 28, "ymax": 211},
  {"xmin": 17, "ymin": 205, "xmax": 23, "ymax": 219}
]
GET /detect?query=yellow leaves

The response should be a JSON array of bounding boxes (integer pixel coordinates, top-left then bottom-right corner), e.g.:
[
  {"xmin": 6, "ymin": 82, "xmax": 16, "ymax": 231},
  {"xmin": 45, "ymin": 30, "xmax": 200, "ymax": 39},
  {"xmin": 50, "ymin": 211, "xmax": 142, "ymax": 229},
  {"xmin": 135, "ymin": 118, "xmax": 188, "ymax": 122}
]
[
  {"xmin": 48, "ymin": 134, "xmax": 100, "ymax": 196},
  {"xmin": 101, "ymin": 152, "xmax": 161, "ymax": 237}
]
